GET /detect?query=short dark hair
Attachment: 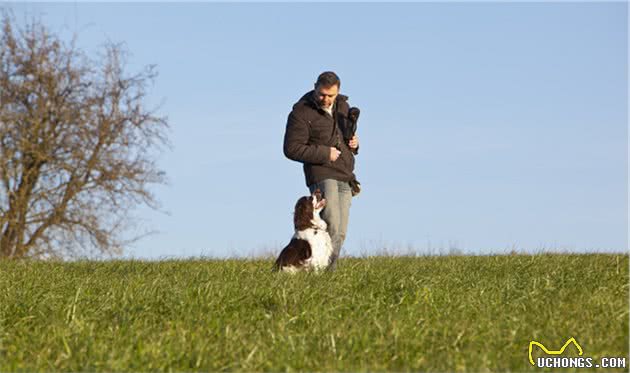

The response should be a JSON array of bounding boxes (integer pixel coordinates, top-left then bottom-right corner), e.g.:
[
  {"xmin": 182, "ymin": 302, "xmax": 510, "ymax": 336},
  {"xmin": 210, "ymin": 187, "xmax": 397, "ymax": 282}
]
[{"xmin": 315, "ymin": 71, "xmax": 340, "ymax": 88}]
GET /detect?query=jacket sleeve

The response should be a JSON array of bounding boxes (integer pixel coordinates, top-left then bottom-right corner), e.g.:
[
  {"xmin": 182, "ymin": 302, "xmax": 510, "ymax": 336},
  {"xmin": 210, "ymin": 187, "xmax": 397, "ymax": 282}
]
[{"xmin": 283, "ymin": 111, "xmax": 330, "ymax": 164}]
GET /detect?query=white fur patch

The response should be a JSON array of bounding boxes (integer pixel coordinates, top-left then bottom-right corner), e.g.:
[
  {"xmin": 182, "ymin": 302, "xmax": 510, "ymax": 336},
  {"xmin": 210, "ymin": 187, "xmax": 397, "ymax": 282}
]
[{"xmin": 293, "ymin": 215, "xmax": 333, "ymax": 271}]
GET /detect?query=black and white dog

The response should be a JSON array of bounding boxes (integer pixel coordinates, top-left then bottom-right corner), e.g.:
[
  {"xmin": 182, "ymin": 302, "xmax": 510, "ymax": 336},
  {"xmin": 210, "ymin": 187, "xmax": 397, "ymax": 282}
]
[{"xmin": 273, "ymin": 189, "xmax": 333, "ymax": 273}]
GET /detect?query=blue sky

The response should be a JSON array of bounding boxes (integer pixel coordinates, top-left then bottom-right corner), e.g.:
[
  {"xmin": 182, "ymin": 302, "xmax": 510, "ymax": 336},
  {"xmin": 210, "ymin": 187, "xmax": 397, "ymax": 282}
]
[{"xmin": 8, "ymin": 2, "xmax": 628, "ymax": 258}]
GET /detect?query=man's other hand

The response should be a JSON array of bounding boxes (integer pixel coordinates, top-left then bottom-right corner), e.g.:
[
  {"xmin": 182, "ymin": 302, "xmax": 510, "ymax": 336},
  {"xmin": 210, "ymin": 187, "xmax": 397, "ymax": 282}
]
[{"xmin": 349, "ymin": 135, "xmax": 359, "ymax": 149}]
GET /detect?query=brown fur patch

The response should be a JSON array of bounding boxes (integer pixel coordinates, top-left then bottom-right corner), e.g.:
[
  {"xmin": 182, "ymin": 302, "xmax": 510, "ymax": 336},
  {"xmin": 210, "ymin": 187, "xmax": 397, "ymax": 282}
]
[{"xmin": 272, "ymin": 238, "xmax": 312, "ymax": 271}]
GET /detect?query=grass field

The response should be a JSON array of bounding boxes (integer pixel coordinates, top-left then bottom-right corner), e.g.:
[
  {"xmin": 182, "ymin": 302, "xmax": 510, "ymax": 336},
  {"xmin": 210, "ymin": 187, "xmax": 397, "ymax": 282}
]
[{"xmin": 0, "ymin": 254, "xmax": 627, "ymax": 372}]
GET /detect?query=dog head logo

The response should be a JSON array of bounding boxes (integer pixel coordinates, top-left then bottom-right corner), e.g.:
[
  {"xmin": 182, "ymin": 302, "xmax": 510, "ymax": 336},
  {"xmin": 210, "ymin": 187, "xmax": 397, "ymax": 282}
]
[{"xmin": 528, "ymin": 337, "xmax": 583, "ymax": 366}]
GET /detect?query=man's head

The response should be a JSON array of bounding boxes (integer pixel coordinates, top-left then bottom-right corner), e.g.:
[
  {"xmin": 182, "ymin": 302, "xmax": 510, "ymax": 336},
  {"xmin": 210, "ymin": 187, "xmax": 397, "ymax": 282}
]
[{"xmin": 313, "ymin": 71, "xmax": 340, "ymax": 109}]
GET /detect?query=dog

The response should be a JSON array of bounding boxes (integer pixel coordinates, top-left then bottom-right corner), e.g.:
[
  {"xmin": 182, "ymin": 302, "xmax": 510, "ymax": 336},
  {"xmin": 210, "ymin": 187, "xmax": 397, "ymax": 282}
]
[{"xmin": 273, "ymin": 189, "xmax": 334, "ymax": 273}]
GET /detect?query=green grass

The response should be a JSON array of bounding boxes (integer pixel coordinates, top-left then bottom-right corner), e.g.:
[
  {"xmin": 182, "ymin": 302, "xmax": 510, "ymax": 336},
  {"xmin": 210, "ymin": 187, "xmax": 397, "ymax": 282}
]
[{"xmin": 0, "ymin": 254, "xmax": 627, "ymax": 372}]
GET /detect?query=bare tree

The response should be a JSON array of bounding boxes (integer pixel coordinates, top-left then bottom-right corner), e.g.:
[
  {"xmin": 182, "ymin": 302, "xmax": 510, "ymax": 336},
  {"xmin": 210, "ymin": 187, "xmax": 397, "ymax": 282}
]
[{"xmin": 0, "ymin": 13, "xmax": 169, "ymax": 259}]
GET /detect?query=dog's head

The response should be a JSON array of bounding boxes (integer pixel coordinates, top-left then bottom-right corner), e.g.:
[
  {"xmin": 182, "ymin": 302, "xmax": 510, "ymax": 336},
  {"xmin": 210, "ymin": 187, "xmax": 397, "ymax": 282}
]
[{"xmin": 293, "ymin": 189, "xmax": 326, "ymax": 231}]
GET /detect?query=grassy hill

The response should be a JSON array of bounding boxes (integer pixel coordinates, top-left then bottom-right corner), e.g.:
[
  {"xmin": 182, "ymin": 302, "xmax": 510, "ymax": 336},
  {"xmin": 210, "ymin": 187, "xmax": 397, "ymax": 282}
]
[{"xmin": 0, "ymin": 254, "xmax": 627, "ymax": 371}]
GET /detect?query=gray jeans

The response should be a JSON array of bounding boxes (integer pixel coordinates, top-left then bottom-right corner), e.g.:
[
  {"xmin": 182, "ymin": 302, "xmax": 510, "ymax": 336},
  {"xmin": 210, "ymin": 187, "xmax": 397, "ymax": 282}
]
[{"xmin": 309, "ymin": 179, "xmax": 352, "ymax": 269}]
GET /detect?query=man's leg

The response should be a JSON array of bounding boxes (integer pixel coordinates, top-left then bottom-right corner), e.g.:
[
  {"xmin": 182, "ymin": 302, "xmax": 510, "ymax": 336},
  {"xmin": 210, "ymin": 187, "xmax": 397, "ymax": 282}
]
[
  {"xmin": 309, "ymin": 179, "xmax": 352, "ymax": 270},
  {"xmin": 336, "ymin": 180, "xmax": 353, "ymax": 262},
  {"xmin": 309, "ymin": 179, "xmax": 341, "ymax": 267}
]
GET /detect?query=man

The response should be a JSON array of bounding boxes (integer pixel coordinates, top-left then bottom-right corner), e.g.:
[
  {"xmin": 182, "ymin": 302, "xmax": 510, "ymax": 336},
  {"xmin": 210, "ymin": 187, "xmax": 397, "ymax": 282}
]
[{"xmin": 283, "ymin": 71, "xmax": 360, "ymax": 270}]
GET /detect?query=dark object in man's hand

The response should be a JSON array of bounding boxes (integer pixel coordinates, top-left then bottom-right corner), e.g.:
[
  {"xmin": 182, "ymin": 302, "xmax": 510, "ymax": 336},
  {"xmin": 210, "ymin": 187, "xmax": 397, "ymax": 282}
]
[
  {"xmin": 346, "ymin": 107, "xmax": 362, "ymax": 197},
  {"xmin": 346, "ymin": 107, "xmax": 360, "ymax": 140},
  {"xmin": 348, "ymin": 107, "xmax": 360, "ymax": 127},
  {"xmin": 349, "ymin": 179, "xmax": 361, "ymax": 197},
  {"xmin": 341, "ymin": 107, "xmax": 360, "ymax": 143}
]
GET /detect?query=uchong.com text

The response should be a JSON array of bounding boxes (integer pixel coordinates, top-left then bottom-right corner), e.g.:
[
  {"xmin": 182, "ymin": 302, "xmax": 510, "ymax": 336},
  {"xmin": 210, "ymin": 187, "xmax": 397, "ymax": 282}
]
[{"xmin": 536, "ymin": 357, "xmax": 626, "ymax": 369}]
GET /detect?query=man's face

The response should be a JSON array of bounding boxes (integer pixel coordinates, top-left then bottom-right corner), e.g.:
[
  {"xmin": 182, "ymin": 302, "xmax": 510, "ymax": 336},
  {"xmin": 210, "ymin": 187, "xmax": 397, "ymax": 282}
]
[{"xmin": 314, "ymin": 84, "xmax": 339, "ymax": 109}]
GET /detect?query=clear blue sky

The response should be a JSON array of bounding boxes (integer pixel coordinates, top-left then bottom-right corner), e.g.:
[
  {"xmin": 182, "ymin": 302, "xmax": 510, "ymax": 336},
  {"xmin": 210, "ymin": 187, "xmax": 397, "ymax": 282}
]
[{"xmin": 8, "ymin": 2, "xmax": 628, "ymax": 258}]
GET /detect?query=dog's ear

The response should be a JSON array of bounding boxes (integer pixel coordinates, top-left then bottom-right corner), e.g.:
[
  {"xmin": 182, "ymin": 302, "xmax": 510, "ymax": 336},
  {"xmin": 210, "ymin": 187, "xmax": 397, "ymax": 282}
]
[{"xmin": 294, "ymin": 197, "xmax": 313, "ymax": 230}]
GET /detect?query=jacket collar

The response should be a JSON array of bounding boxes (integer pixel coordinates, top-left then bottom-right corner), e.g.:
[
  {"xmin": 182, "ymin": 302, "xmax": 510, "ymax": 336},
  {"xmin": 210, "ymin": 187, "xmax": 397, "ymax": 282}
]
[{"xmin": 299, "ymin": 90, "xmax": 348, "ymax": 113}]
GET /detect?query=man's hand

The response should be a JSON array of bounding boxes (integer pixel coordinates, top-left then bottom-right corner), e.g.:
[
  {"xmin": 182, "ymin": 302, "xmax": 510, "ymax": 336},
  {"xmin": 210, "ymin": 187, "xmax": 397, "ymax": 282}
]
[
  {"xmin": 349, "ymin": 135, "xmax": 359, "ymax": 150},
  {"xmin": 330, "ymin": 147, "xmax": 341, "ymax": 162}
]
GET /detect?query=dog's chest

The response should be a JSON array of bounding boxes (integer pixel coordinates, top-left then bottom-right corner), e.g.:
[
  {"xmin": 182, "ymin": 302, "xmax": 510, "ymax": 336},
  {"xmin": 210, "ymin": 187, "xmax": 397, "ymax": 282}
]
[{"xmin": 294, "ymin": 228, "xmax": 333, "ymax": 269}]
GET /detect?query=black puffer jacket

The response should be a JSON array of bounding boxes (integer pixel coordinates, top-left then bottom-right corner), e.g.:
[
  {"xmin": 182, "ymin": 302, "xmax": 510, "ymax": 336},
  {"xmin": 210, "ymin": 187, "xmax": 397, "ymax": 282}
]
[{"xmin": 283, "ymin": 90, "xmax": 358, "ymax": 187}]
